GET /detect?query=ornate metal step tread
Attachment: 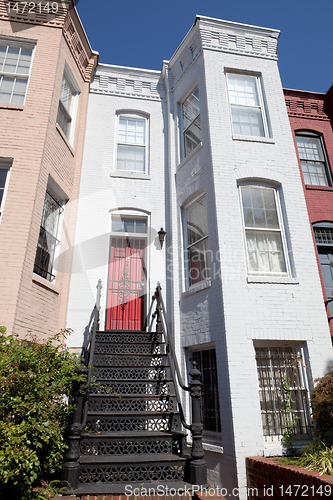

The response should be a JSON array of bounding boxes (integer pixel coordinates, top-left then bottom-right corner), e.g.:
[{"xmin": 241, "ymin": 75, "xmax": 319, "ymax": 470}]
[
  {"xmin": 82, "ymin": 430, "xmax": 187, "ymax": 439},
  {"xmin": 88, "ymin": 393, "xmax": 177, "ymax": 399},
  {"xmin": 71, "ymin": 480, "xmax": 192, "ymax": 496},
  {"xmin": 87, "ymin": 410, "xmax": 180, "ymax": 417},
  {"xmin": 79, "ymin": 453, "xmax": 188, "ymax": 464}
]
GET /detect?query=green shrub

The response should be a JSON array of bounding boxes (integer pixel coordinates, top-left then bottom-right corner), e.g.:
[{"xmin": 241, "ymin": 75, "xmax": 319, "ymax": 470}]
[
  {"xmin": 0, "ymin": 326, "xmax": 83, "ymax": 499},
  {"xmin": 311, "ymin": 366, "xmax": 333, "ymax": 441},
  {"xmin": 299, "ymin": 441, "xmax": 333, "ymax": 475}
]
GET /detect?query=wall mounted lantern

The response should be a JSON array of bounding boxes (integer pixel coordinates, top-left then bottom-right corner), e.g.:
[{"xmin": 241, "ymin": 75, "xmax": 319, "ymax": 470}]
[{"xmin": 158, "ymin": 227, "xmax": 166, "ymax": 247}]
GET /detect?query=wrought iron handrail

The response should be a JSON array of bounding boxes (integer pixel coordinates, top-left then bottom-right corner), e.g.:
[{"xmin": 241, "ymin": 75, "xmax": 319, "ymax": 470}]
[
  {"xmin": 61, "ymin": 279, "xmax": 102, "ymax": 489},
  {"xmin": 152, "ymin": 282, "xmax": 207, "ymax": 486},
  {"xmin": 82, "ymin": 279, "xmax": 102, "ymax": 427}
]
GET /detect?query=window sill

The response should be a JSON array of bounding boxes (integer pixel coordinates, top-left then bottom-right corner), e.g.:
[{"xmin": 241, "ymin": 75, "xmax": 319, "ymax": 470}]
[
  {"xmin": 177, "ymin": 142, "xmax": 203, "ymax": 171},
  {"xmin": 0, "ymin": 103, "xmax": 24, "ymax": 111},
  {"xmin": 182, "ymin": 279, "xmax": 211, "ymax": 297},
  {"xmin": 110, "ymin": 171, "xmax": 151, "ymax": 180},
  {"xmin": 203, "ymin": 442, "xmax": 224, "ymax": 454},
  {"xmin": 247, "ymin": 276, "xmax": 299, "ymax": 284},
  {"xmin": 305, "ymin": 185, "xmax": 333, "ymax": 192},
  {"xmin": 232, "ymin": 134, "xmax": 274, "ymax": 144},
  {"xmin": 56, "ymin": 123, "xmax": 75, "ymax": 157},
  {"xmin": 32, "ymin": 274, "xmax": 60, "ymax": 295}
]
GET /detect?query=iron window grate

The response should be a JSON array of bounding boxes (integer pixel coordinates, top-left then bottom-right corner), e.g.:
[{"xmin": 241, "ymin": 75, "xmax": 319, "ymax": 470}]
[{"xmin": 255, "ymin": 346, "xmax": 311, "ymax": 439}]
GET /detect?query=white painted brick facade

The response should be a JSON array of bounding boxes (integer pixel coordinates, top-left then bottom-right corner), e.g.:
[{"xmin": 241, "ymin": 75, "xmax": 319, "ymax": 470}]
[{"xmin": 66, "ymin": 16, "xmax": 333, "ymax": 500}]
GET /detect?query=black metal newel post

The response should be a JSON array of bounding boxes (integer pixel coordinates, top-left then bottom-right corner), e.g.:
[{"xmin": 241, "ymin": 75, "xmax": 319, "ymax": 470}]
[
  {"xmin": 189, "ymin": 360, "xmax": 207, "ymax": 486},
  {"xmin": 61, "ymin": 364, "xmax": 88, "ymax": 490}
]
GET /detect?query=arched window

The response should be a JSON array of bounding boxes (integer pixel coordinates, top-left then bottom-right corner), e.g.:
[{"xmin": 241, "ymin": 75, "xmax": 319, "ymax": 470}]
[
  {"xmin": 295, "ymin": 131, "xmax": 331, "ymax": 186},
  {"xmin": 116, "ymin": 113, "xmax": 149, "ymax": 173},
  {"xmin": 239, "ymin": 184, "xmax": 289, "ymax": 276}
]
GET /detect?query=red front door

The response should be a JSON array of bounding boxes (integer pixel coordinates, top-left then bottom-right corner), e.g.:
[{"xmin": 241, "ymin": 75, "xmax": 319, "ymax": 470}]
[{"xmin": 106, "ymin": 236, "xmax": 146, "ymax": 330}]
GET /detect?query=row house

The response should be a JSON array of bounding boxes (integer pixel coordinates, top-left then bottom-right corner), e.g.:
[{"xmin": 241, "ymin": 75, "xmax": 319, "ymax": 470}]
[
  {"xmin": 65, "ymin": 16, "xmax": 333, "ymax": 499},
  {"xmin": 284, "ymin": 86, "xmax": 333, "ymax": 336},
  {"xmin": 0, "ymin": 1, "xmax": 98, "ymax": 339}
]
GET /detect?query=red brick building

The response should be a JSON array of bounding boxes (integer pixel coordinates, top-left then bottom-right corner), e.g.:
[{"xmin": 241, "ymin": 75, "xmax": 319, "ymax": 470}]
[{"xmin": 284, "ymin": 86, "xmax": 333, "ymax": 335}]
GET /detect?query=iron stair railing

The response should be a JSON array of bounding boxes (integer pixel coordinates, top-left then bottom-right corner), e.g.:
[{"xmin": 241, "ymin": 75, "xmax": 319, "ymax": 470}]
[
  {"xmin": 61, "ymin": 279, "xmax": 102, "ymax": 490},
  {"xmin": 152, "ymin": 282, "xmax": 207, "ymax": 486}
]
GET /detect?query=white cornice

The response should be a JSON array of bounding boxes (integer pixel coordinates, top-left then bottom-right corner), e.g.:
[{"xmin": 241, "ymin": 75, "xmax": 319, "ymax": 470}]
[{"xmin": 90, "ymin": 66, "xmax": 166, "ymax": 102}]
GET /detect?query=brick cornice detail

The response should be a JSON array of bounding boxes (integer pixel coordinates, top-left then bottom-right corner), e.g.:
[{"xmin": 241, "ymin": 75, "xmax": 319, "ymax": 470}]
[
  {"xmin": 62, "ymin": 14, "xmax": 95, "ymax": 83},
  {"xmin": 0, "ymin": 1, "xmax": 66, "ymax": 28},
  {"xmin": 285, "ymin": 97, "xmax": 331, "ymax": 121}
]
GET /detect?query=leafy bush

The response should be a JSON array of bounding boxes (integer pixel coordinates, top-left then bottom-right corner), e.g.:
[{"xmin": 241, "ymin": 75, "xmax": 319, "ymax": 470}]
[
  {"xmin": 0, "ymin": 326, "xmax": 83, "ymax": 499},
  {"xmin": 299, "ymin": 441, "xmax": 333, "ymax": 475},
  {"xmin": 311, "ymin": 366, "xmax": 333, "ymax": 441}
]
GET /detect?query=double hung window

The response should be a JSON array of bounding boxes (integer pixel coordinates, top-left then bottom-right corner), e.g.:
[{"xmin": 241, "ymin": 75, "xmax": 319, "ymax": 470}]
[
  {"xmin": 295, "ymin": 132, "xmax": 331, "ymax": 186},
  {"xmin": 192, "ymin": 349, "xmax": 221, "ymax": 434},
  {"xmin": 227, "ymin": 73, "xmax": 269, "ymax": 138},
  {"xmin": 0, "ymin": 39, "xmax": 33, "ymax": 104},
  {"xmin": 116, "ymin": 115, "xmax": 148, "ymax": 173},
  {"xmin": 34, "ymin": 190, "xmax": 63, "ymax": 282},
  {"xmin": 182, "ymin": 86, "xmax": 201, "ymax": 157},
  {"xmin": 0, "ymin": 159, "xmax": 11, "ymax": 218},
  {"xmin": 240, "ymin": 186, "xmax": 288, "ymax": 275},
  {"xmin": 57, "ymin": 72, "xmax": 78, "ymax": 142},
  {"xmin": 255, "ymin": 345, "xmax": 311, "ymax": 439},
  {"xmin": 184, "ymin": 195, "xmax": 210, "ymax": 287}
]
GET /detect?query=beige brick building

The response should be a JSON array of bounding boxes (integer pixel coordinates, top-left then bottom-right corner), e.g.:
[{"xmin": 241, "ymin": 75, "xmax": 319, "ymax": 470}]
[{"xmin": 0, "ymin": 2, "xmax": 98, "ymax": 339}]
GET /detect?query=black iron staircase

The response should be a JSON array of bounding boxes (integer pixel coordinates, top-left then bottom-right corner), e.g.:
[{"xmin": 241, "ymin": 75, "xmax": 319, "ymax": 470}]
[{"xmin": 62, "ymin": 282, "xmax": 207, "ymax": 495}]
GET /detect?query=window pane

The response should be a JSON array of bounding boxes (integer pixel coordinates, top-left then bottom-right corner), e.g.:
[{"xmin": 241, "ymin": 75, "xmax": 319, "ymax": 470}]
[
  {"xmin": 187, "ymin": 196, "xmax": 208, "ymax": 245},
  {"xmin": 192, "ymin": 349, "xmax": 221, "ymax": 433},
  {"xmin": 3, "ymin": 47, "xmax": 19, "ymax": 73},
  {"xmin": 0, "ymin": 168, "xmax": 8, "ymax": 208},
  {"xmin": 296, "ymin": 136, "xmax": 324, "ymax": 161},
  {"xmin": 183, "ymin": 87, "xmax": 200, "ymax": 130},
  {"xmin": 117, "ymin": 144, "xmax": 145, "ymax": 172},
  {"xmin": 123, "ymin": 219, "xmax": 135, "ymax": 233},
  {"xmin": 188, "ymin": 238, "xmax": 210, "ymax": 285},
  {"xmin": 183, "ymin": 86, "xmax": 201, "ymax": 157},
  {"xmin": 246, "ymin": 230, "xmax": 286, "ymax": 273},
  {"xmin": 60, "ymin": 76, "xmax": 73, "ymax": 113},
  {"xmin": 0, "ymin": 46, "xmax": 6, "ymax": 70},
  {"xmin": 184, "ymin": 115, "xmax": 201, "ymax": 156},
  {"xmin": 112, "ymin": 218, "xmax": 123, "ymax": 232},
  {"xmin": 228, "ymin": 74, "xmax": 259, "ymax": 106},
  {"xmin": 136, "ymin": 220, "xmax": 147, "ymax": 233},
  {"xmin": 231, "ymin": 107, "xmax": 264, "ymax": 137},
  {"xmin": 118, "ymin": 117, "xmax": 145, "ymax": 145},
  {"xmin": 241, "ymin": 187, "xmax": 279, "ymax": 230},
  {"xmin": 17, "ymin": 49, "xmax": 32, "ymax": 75}
]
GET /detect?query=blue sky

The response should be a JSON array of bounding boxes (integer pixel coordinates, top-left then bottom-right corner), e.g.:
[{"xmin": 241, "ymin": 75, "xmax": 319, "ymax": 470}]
[{"xmin": 76, "ymin": 0, "xmax": 331, "ymax": 93}]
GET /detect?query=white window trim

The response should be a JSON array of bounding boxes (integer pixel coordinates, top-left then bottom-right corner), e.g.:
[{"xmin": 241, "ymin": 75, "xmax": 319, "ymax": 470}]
[
  {"xmin": 295, "ymin": 130, "xmax": 332, "ymax": 187},
  {"xmin": 0, "ymin": 158, "xmax": 12, "ymax": 221},
  {"xmin": 57, "ymin": 63, "xmax": 80, "ymax": 146},
  {"xmin": 226, "ymin": 72, "xmax": 271, "ymax": 140},
  {"xmin": 239, "ymin": 184, "xmax": 291, "ymax": 278},
  {"xmin": 114, "ymin": 112, "xmax": 149, "ymax": 175},
  {"xmin": 0, "ymin": 36, "xmax": 36, "ymax": 106},
  {"xmin": 179, "ymin": 84, "xmax": 201, "ymax": 161},
  {"xmin": 182, "ymin": 192, "xmax": 210, "ymax": 290}
]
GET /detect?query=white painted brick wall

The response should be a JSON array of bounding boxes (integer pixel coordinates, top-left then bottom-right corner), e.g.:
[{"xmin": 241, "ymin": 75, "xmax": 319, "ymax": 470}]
[{"xmin": 66, "ymin": 16, "xmax": 333, "ymax": 500}]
